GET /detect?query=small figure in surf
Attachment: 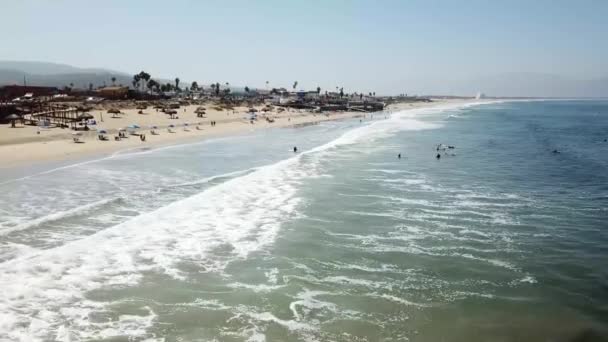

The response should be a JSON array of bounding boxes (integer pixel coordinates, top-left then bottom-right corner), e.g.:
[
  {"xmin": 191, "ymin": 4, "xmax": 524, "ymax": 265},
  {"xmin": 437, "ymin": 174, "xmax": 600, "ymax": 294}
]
[
  {"xmin": 436, "ymin": 153, "xmax": 441, "ymax": 159},
  {"xmin": 398, "ymin": 153, "xmax": 401, "ymax": 159},
  {"xmin": 293, "ymin": 146, "xmax": 298, "ymax": 153}
]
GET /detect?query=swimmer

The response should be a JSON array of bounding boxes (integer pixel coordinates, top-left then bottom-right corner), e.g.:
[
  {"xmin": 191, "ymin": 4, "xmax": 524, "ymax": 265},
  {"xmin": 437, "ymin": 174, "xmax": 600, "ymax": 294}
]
[
  {"xmin": 398, "ymin": 153, "xmax": 401, "ymax": 159},
  {"xmin": 293, "ymin": 146, "xmax": 298, "ymax": 153},
  {"xmin": 436, "ymin": 153, "xmax": 441, "ymax": 159}
]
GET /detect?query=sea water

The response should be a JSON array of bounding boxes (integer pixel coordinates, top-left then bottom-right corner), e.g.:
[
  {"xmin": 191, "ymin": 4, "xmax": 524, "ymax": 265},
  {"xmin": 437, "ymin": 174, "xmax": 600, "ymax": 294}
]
[{"xmin": 0, "ymin": 100, "xmax": 606, "ymax": 341}]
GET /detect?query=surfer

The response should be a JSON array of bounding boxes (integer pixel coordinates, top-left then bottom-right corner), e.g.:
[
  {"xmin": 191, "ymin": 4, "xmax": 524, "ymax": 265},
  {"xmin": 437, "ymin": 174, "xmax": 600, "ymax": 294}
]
[
  {"xmin": 293, "ymin": 146, "xmax": 298, "ymax": 153},
  {"xmin": 436, "ymin": 153, "xmax": 441, "ymax": 159},
  {"xmin": 398, "ymin": 153, "xmax": 401, "ymax": 159}
]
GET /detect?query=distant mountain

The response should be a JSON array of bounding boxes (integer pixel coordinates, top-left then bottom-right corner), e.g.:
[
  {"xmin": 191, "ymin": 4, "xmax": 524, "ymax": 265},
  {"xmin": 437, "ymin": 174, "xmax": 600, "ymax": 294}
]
[
  {"xmin": 0, "ymin": 61, "xmax": 147, "ymax": 90},
  {"xmin": 0, "ymin": 61, "xmax": 121, "ymax": 76},
  {"xmin": 455, "ymin": 72, "xmax": 608, "ymax": 98}
]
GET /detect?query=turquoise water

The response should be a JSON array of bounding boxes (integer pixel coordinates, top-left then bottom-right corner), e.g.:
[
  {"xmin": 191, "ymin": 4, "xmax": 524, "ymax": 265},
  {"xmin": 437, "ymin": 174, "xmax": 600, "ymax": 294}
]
[{"xmin": 0, "ymin": 100, "xmax": 607, "ymax": 341}]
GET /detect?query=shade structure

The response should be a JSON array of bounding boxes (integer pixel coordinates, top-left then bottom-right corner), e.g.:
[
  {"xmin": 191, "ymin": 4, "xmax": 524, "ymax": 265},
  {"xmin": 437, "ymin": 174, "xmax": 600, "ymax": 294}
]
[
  {"xmin": 77, "ymin": 113, "xmax": 94, "ymax": 120},
  {"xmin": 107, "ymin": 108, "xmax": 121, "ymax": 114},
  {"xmin": 5, "ymin": 114, "xmax": 21, "ymax": 120}
]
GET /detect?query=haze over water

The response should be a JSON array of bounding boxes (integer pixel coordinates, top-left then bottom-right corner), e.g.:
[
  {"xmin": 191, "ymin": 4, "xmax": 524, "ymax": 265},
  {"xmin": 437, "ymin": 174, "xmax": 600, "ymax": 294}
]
[{"xmin": 1, "ymin": 100, "xmax": 607, "ymax": 341}]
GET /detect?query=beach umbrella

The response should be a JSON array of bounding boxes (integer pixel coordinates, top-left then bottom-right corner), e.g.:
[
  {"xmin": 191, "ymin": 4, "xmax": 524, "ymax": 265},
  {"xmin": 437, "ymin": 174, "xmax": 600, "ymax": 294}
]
[
  {"xmin": 107, "ymin": 108, "xmax": 121, "ymax": 114},
  {"xmin": 150, "ymin": 125, "xmax": 158, "ymax": 129},
  {"xmin": 128, "ymin": 124, "xmax": 141, "ymax": 129},
  {"xmin": 249, "ymin": 108, "xmax": 258, "ymax": 113},
  {"xmin": 136, "ymin": 105, "xmax": 147, "ymax": 110},
  {"xmin": 77, "ymin": 113, "xmax": 94, "ymax": 120},
  {"xmin": 168, "ymin": 124, "xmax": 175, "ymax": 128},
  {"xmin": 261, "ymin": 108, "xmax": 270, "ymax": 112},
  {"xmin": 6, "ymin": 113, "xmax": 21, "ymax": 128},
  {"xmin": 76, "ymin": 105, "xmax": 93, "ymax": 112},
  {"xmin": 165, "ymin": 109, "xmax": 177, "ymax": 115},
  {"xmin": 72, "ymin": 132, "xmax": 83, "ymax": 136},
  {"xmin": 118, "ymin": 127, "xmax": 127, "ymax": 132},
  {"xmin": 97, "ymin": 129, "xmax": 108, "ymax": 134}
]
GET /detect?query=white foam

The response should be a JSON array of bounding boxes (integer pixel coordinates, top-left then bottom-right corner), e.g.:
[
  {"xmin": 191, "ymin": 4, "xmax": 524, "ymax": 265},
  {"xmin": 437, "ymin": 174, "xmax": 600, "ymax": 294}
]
[
  {"xmin": 371, "ymin": 293, "xmax": 431, "ymax": 308},
  {"xmin": 0, "ymin": 154, "xmax": 312, "ymax": 340},
  {"xmin": 288, "ymin": 289, "xmax": 336, "ymax": 321},
  {"xmin": 0, "ymin": 197, "xmax": 119, "ymax": 236}
]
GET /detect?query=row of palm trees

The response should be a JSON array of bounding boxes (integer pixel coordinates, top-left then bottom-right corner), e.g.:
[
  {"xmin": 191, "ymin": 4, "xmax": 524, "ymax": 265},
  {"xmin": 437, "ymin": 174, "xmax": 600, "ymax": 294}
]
[{"xmin": 124, "ymin": 72, "xmax": 379, "ymax": 98}]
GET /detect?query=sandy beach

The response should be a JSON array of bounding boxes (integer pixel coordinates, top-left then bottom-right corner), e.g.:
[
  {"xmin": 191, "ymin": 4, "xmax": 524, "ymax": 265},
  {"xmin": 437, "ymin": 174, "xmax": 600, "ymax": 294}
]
[{"xmin": 0, "ymin": 99, "xmax": 467, "ymax": 168}]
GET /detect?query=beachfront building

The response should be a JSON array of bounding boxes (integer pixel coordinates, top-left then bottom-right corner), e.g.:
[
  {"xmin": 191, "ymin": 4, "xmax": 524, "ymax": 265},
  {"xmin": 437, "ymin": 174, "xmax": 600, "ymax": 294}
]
[
  {"xmin": 0, "ymin": 85, "xmax": 59, "ymax": 101},
  {"xmin": 96, "ymin": 86, "xmax": 129, "ymax": 100}
]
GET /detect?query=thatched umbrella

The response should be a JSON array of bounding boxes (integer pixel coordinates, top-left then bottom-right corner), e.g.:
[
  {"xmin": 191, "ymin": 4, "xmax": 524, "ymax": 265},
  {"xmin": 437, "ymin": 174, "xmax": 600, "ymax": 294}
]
[
  {"xmin": 249, "ymin": 108, "xmax": 258, "ymax": 113},
  {"xmin": 76, "ymin": 105, "xmax": 93, "ymax": 112},
  {"xmin": 77, "ymin": 113, "xmax": 94, "ymax": 120},
  {"xmin": 107, "ymin": 108, "xmax": 121, "ymax": 114},
  {"xmin": 6, "ymin": 114, "xmax": 21, "ymax": 128},
  {"xmin": 261, "ymin": 108, "xmax": 270, "ymax": 112},
  {"xmin": 136, "ymin": 104, "xmax": 147, "ymax": 110},
  {"xmin": 165, "ymin": 109, "xmax": 178, "ymax": 115}
]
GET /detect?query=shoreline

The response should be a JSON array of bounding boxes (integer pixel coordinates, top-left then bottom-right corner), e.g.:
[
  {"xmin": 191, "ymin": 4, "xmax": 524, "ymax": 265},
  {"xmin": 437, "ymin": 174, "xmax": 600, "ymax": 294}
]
[{"xmin": 0, "ymin": 99, "xmax": 471, "ymax": 169}]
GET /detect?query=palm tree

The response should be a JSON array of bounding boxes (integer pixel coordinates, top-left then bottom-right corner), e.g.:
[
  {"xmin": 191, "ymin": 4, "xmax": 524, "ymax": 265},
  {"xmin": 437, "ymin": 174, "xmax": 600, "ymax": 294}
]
[
  {"xmin": 175, "ymin": 77, "xmax": 180, "ymax": 90},
  {"xmin": 191, "ymin": 81, "xmax": 198, "ymax": 91},
  {"xmin": 316, "ymin": 86, "xmax": 321, "ymax": 94},
  {"xmin": 245, "ymin": 86, "xmax": 250, "ymax": 93},
  {"xmin": 111, "ymin": 77, "xmax": 116, "ymax": 86},
  {"xmin": 292, "ymin": 81, "xmax": 298, "ymax": 90},
  {"xmin": 137, "ymin": 71, "xmax": 151, "ymax": 92}
]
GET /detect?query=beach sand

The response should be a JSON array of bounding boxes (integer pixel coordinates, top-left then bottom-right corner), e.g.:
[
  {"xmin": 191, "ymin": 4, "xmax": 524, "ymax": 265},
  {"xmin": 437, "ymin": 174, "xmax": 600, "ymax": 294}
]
[{"xmin": 0, "ymin": 99, "xmax": 468, "ymax": 168}]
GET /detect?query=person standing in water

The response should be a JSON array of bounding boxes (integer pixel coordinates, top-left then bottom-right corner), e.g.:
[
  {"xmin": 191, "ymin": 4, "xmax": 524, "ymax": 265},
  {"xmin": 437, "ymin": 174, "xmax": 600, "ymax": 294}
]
[
  {"xmin": 398, "ymin": 153, "xmax": 401, "ymax": 159},
  {"xmin": 293, "ymin": 146, "xmax": 298, "ymax": 153}
]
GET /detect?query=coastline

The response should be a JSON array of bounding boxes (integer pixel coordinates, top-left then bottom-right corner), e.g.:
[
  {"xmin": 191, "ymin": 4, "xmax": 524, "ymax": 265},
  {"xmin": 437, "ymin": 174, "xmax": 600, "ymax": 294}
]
[{"xmin": 0, "ymin": 99, "xmax": 470, "ymax": 169}]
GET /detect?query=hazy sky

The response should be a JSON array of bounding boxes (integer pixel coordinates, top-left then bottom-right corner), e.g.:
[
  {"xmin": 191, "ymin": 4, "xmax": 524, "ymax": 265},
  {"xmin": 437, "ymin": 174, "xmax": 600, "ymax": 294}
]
[{"xmin": 1, "ymin": 0, "xmax": 607, "ymax": 95}]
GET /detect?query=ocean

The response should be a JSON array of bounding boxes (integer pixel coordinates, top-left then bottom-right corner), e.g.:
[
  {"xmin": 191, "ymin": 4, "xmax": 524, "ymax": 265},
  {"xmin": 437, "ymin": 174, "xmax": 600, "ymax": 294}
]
[{"xmin": 0, "ymin": 100, "xmax": 607, "ymax": 341}]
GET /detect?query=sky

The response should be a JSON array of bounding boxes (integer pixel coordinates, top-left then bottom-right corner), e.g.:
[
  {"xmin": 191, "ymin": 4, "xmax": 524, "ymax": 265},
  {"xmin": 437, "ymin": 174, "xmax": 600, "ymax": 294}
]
[{"xmin": 1, "ymin": 0, "xmax": 607, "ymax": 95}]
